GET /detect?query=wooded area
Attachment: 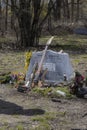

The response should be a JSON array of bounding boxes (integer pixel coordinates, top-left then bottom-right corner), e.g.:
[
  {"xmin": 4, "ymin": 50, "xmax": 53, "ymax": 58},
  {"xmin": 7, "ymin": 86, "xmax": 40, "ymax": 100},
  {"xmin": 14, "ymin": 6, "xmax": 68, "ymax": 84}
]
[{"xmin": 0, "ymin": 0, "xmax": 87, "ymax": 48}]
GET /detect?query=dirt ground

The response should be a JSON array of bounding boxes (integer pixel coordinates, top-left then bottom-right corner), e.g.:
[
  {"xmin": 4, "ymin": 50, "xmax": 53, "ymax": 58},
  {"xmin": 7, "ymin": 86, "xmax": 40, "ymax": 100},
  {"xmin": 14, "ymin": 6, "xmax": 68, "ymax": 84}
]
[
  {"xmin": 0, "ymin": 84, "xmax": 87, "ymax": 130},
  {"xmin": 0, "ymin": 50, "xmax": 87, "ymax": 130}
]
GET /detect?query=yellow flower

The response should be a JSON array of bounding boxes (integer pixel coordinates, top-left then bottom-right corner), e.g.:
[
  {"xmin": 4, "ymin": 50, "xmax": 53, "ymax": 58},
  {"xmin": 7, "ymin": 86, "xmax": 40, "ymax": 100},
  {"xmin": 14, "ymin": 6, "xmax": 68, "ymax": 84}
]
[{"xmin": 24, "ymin": 51, "xmax": 32, "ymax": 71}]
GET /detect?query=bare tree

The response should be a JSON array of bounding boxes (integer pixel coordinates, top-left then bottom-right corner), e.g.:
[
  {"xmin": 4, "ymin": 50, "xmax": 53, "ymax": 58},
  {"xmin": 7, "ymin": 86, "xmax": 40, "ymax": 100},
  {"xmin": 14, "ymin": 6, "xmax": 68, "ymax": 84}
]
[{"xmin": 9, "ymin": 0, "xmax": 54, "ymax": 47}]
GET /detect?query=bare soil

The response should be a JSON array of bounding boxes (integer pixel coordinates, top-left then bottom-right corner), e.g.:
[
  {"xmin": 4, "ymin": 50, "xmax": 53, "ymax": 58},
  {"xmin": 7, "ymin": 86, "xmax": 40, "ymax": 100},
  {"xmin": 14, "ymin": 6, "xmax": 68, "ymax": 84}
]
[
  {"xmin": 0, "ymin": 84, "xmax": 87, "ymax": 130},
  {"xmin": 0, "ymin": 49, "xmax": 87, "ymax": 130}
]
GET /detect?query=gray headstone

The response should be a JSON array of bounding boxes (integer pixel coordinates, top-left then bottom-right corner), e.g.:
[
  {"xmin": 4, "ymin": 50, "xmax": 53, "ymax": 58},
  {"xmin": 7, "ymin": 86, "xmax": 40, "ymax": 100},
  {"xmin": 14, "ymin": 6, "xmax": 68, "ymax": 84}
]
[{"xmin": 26, "ymin": 50, "xmax": 74, "ymax": 84}]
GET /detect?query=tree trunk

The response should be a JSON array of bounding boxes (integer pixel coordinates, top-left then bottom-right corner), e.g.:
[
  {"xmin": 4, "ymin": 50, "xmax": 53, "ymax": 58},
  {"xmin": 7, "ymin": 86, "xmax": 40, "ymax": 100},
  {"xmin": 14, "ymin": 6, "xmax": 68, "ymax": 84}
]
[
  {"xmin": 62, "ymin": 0, "xmax": 66, "ymax": 22},
  {"xmin": 18, "ymin": 0, "xmax": 43, "ymax": 47},
  {"xmin": 0, "ymin": 0, "xmax": 1, "ymax": 30},
  {"xmin": 65, "ymin": 0, "xmax": 70, "ymax": 19},
  {"xmin": 48, "ymin": 14, "xmax": 52, "ymax": 31},
  {"xmin": 11, "ymin": 5, "xmax": 14, "ymax": 29},
  {"xmin": 5, "ymin": 0, "xmax": 8, "ymax": 31},
  {"xmin": 55, "ymin": 0, "xmax": 61, "ymax": 20},
  {"xmin": 18, "ymin": 12, "xmax": 31, "ymax": 47},
  {"xmin": 76, "ymin": 0, "xmax": 80, "ymax": 21},
  {"xmin": 71, "ymin": 0, "xmax": 74, "ymax": 22}
]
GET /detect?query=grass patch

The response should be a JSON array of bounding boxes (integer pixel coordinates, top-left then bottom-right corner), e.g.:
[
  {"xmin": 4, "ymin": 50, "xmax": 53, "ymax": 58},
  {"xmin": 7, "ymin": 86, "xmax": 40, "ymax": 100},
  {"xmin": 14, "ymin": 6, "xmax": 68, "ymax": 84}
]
[
  {"xmin": 32, "ymin": 112, "xmax": 57, "ymax": 123},
  {"xmin": 52, "ymin": 86, "xmax": 74, "ymax": 99},
  {"xmin": 0, "ymin": 37, "xmax": 12, "ymax": 43},
  {"xmin": 32, "ymin": 116, "xmax": 46, "ymax": 122},
  {"xmin": 40, "ymin": 34, "xmax": 87, "ymax": 51},
  {"xmin": 31, "ymin": 111, "xmax": 66, "ymax": 130},
  {"xmin": 57, "ymin": 111, "xmax": 66, "ymax": 117},
  {"xmin": 0, "ymin": 127, "xmax": 7, "ymax": 130},
  {"xmin": 32, "ymin": 87, "xmax": 52, "ymax": 96},
  {"xmin": 16, "ymin": 124, "xmax": 24, "ymax": 130},
  {"xmin": 30, "ymin": 123, "xmax": 51, "ymax": 130},
  {"xmin": 73, "ymin": 59, "xmax": 80, "ymax": 64},
  {"xmin": 31, "ymin": 112, "xmax": 57, "ymax": 130},
  {"xmin": 0, "ymin": 51, "xmax": 25, "ymax": 74},
  {"xmin": 0, "ymin": 122, "xmax": 9, "ymax": 130},
  {"xmin": 44, "ymin": 112, "xmax": 56, "ymax": 120},
  {"xmin": 32, "ymin": 85, "xmax": 74, "ymax": 99},
  {"xmin": 31, "ymin": 116, "xmax": 51, "ymax": 130}
]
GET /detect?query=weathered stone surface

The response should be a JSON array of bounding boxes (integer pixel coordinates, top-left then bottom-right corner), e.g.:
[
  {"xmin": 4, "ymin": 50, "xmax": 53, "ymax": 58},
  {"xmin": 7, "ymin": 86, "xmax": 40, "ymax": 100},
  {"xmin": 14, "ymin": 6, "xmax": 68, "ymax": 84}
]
[{"xmin": 26, "ymin": 50, "xmax": 74, "ymax": 84}]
